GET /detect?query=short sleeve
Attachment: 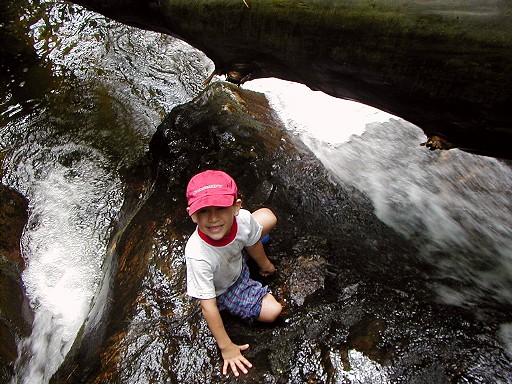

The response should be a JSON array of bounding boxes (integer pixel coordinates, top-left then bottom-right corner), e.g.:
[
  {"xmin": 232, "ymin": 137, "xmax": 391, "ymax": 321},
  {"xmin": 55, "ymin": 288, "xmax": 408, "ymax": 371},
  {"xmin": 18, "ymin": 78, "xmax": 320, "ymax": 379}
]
[
  {"xmin": 186, "ymin": 258, "xmax": 216, "ymax": 299},
  {"xmin": 242, "ymin": 209, "xmax": 263, "ymax": 247}
]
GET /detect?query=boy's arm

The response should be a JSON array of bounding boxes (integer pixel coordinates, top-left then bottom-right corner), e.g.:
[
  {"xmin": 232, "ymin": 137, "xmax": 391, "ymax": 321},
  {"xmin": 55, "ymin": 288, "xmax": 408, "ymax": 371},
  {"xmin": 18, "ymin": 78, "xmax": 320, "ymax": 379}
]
[
  {"xmin": 245, "ymin": 241, "xmax": 275, "ymax": 276},
  {"xmin": 200, "ymin": 298, "xmax": 253, "ymax": 376}
]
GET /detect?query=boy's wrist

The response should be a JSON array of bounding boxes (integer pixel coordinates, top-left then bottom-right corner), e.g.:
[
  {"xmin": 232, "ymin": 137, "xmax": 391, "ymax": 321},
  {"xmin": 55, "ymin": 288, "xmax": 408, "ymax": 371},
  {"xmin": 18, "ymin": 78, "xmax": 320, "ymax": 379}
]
[
  {"xmin": 217, "ymin": 336, "xmax": 233, "ymax": 350},
  {"xmin": 258, "ymin": 259, "xmax": 273, "ymax": 270}
]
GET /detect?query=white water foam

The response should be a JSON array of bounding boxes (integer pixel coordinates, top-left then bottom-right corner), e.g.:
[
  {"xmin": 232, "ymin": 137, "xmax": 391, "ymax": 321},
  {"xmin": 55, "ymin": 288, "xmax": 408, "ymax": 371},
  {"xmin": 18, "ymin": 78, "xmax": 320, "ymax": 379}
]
[
  {"xmin": 245, "ymin": 78, "xmax": 393, "ymax": 144},
  {"xmin": 246, "ymin": 78, "xmax": 512, "ymax": 308},
  {"xmin": 330, "ymin": 349, "xmax": 391, "ymax": 383},
  {"xmin": 6, "ymin": 144, "xmax": 123, "ymax": 383}
]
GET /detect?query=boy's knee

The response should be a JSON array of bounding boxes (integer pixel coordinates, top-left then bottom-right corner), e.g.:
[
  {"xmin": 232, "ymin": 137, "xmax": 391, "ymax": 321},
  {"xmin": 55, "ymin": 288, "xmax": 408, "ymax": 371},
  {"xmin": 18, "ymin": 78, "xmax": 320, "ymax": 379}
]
[
  {"xmin": 259, "ymin": 294, "xmax": 282, "ymax": 323},
  {"xmin": 267, "ymin": 208, "xmax": 277, "ymax": 226},
  {"xmin": 253, "ymin": 208, "xmax": 277, "ymax": 232},
  {"xmin": 270, "ymin": 300, "xmax": 283, "ymax": 321}
]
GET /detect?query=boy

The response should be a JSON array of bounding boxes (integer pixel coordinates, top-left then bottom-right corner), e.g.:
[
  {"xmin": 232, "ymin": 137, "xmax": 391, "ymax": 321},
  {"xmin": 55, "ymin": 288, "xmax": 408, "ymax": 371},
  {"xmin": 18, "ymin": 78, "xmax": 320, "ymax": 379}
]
[{"xmin": 185, "ymin": 170, "xmax": 282, "ymax": 377}]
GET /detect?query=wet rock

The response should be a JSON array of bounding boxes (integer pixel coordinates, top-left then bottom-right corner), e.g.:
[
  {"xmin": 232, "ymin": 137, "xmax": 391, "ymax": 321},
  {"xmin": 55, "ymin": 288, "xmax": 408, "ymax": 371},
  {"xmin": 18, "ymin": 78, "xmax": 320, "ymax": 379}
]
[
  {"xmin": 53, "ymin": 82, "xmax": 512, "ymax": 383},
  {"xmin": 0, "ymin": 185, "xmax": 33, "ymax": 382},
  {"xmin": 281, "ymin": 254, "xmax": 326, "ymax": 307},
  {"xmin": 274, "ymin": 237, "xmax": 327, "ymax": 307},
  {"xmin": 420, "ymin": 135, "xmax": 454, "ymax": 151},
  {"xmin": 71, "ymin": 0, "xmax": 512, "ymax": 159},
  {"xmin": 0, "ymin": 186, "xmax": 27, "ymax": 271}
]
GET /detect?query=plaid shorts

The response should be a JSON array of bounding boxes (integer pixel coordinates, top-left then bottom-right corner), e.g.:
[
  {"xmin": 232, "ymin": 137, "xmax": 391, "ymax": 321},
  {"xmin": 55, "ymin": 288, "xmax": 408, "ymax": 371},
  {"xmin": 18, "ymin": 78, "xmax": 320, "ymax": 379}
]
[{"xmin": 217, "ymin": 260, "xmax": 268, "ymax": 323}]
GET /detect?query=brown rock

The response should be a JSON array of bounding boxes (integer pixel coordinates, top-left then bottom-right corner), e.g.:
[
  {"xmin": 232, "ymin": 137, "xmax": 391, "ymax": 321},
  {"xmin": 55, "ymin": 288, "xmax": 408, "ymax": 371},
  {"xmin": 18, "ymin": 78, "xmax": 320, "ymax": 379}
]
[{"xmin": 0, "ymin": 185, "xmax": 33, "ymax": 382}]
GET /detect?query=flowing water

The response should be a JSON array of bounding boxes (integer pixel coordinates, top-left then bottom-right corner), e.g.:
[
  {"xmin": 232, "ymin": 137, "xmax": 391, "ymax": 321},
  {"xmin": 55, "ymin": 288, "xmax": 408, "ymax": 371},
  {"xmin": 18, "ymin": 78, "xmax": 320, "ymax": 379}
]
[
  {"xmin": 246, "ymin": 79, "xmax": 512, "ymax": 311},
  {"xmin": 1, "ymin": 1, "xmax": 511, "ymax": 382},
  {"xmin": 2, "ymin": 1, "xmax": 212, "ymax": 381},
  {"xmin": 246, "ymin": 78, "xmax": 512, "ymax": 360}
]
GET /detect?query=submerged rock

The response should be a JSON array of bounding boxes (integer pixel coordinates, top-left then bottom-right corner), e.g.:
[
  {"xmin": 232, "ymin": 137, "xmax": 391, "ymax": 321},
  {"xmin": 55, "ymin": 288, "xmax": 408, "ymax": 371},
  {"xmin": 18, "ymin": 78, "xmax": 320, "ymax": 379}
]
[
  {"xmin": 281, "ymin": 254, "xmax": 326, "ymax": 307},
  {"xmin": 0, "ymin": 185, "xmax": 33, "ymax": 382},
  {"xmin": 53, "ymin": 82, "xmax": 512, "ymax": 383}
]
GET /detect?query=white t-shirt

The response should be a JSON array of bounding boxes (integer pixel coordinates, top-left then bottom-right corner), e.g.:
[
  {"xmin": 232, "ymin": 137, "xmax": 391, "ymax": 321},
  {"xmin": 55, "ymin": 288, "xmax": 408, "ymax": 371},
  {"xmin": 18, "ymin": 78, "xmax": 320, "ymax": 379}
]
[{"xmin": 185, "ymin": 209, "xmax": 262, "ymax": 299}]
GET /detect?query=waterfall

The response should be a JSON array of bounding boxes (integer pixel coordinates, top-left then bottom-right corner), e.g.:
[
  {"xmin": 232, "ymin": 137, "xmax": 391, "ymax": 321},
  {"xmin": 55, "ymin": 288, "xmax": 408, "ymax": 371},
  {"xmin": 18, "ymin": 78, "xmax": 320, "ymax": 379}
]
[
  {"xmin": 247, "ymin": 78, "xmax": 512, "ymax": 311},
  {"xmin": 5, "ymin": 145, "xmax": 123, "ymax": 383},
  {"xmin": 247, "ymin": 78, "xmax": 512, "ymax": 359},
  {"xmin": 2, "ymin": 1, "xmax": 212, "ymax": 382}
]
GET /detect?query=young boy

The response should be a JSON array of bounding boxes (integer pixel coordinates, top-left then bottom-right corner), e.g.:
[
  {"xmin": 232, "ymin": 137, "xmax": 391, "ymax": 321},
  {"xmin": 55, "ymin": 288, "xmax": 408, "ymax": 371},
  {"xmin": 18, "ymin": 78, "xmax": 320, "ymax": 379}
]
[{"xmin": 185, "ymin": 170, "xmax": 282, "ymax": 377}]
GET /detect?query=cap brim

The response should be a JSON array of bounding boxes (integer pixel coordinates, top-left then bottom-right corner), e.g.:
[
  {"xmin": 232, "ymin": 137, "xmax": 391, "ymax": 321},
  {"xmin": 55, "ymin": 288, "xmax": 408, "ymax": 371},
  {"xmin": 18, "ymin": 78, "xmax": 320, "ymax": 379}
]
[{"xmin": 188, "ymin": 194, "xmax": 235, "ymax": 216}]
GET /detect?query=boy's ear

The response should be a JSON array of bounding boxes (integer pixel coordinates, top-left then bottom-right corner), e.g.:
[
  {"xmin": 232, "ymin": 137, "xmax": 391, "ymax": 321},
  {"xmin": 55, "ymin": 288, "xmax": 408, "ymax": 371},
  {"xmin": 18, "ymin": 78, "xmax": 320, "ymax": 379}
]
[
  {"xmin": 234, "ymin": 199, "xmax": 242, "ymax": 216},
  {"xmin": 186, "ymin": 207, "xmax": 197, "ymax": 223}
]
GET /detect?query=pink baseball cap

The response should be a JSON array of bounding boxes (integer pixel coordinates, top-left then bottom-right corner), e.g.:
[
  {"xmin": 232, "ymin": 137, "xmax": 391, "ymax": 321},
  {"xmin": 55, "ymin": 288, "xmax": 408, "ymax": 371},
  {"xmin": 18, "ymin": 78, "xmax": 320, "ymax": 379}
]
[{"xmin": 186, "ymin": 170, "xmax": 238, "ymax": 216}]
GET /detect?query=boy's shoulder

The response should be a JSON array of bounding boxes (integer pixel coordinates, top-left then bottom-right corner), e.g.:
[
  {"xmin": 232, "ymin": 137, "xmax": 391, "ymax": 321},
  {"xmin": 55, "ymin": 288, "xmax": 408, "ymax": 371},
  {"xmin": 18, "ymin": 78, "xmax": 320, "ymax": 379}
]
[
  {"xmin": 237, "ymin": 208, "xmax": 251, "ymax": 221},
  {"xmin": 184, "ymin": 230, "xmax": 202, "ymax": 253}
]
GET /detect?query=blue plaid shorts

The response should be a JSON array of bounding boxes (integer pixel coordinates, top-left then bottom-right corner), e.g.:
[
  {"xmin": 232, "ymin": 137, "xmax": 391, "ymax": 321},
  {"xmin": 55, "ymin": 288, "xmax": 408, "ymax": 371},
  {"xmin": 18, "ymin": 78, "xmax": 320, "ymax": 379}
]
[{"xmin": 216, "ymin": 260, "xmax": 268, "ymax": 323}]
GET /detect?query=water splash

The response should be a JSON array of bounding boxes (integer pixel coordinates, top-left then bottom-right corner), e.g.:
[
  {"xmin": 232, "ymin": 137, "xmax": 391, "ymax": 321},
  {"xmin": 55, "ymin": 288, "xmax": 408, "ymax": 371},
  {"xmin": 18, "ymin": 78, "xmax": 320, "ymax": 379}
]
[
  {"xmin": 6, "ymin": 144, "xmax": 123, "ymax": 383},
  {"xmin": 245, "ymin": 78, "xmax": 393, "ymax": 144},
  {"xmin": 247, "ymin": 78, "xmax": 512, "ymax": 310}
]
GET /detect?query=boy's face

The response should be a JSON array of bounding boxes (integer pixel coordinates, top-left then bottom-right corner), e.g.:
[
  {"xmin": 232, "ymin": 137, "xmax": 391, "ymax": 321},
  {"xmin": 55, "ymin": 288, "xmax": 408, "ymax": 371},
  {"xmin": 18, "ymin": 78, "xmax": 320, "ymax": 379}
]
[{"xmin": 189, "ymin": 199, "xmax": 241, "ymax": 241}]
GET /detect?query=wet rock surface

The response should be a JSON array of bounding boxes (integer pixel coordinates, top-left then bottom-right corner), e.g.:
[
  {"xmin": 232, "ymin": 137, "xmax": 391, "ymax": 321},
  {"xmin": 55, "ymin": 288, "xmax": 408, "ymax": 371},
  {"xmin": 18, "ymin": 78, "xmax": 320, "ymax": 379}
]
[
  {"xmin": 71, "ymin": 0, "xmax": 512, "ymax": 159},
  {"xmin": 0, "ymin": 185, "xmax": 33, "ymax": 382},
  {"xmin": 53, "ymin": 83, "xmax": 512, "ymax": 383}
]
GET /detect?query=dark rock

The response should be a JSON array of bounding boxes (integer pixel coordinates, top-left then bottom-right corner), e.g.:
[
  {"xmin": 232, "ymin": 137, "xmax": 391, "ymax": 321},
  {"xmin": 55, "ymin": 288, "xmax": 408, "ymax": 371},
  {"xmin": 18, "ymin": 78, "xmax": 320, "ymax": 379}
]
[
  {"xmin": 280, "ymin": 254, "xmax": 326, "ymax": 307},
  {"xmin": 420, "ymin": 135, "xmax": 454, "ymax": 151},
  {"xmin": 71, "ymin": 0, "xmax": 512, "ymax": 158},
  {"xmin": 0, "ymin": 185, "xmax": 33, "ymax": 382},
  {"xmin": 53, "ymin": 82, "xmax": 512, "ymax": 383}
]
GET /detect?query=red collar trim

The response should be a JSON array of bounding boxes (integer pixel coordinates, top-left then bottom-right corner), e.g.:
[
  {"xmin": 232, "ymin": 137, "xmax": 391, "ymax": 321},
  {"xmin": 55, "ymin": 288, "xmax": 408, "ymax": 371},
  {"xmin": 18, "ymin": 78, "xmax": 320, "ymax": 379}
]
[{"xmin": 198, "ymin": 218, "xmax": 238, "ymax": 247}]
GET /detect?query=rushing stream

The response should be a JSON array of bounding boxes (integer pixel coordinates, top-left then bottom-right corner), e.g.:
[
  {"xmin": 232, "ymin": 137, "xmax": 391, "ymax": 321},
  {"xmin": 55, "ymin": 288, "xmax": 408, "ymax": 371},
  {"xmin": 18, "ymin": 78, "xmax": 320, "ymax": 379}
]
[
  {"xmin": 1, "ymin": 1, "xmax": 511, "ymax": 382},
  {"xmin": 2, "ymin": 1, "xmax": 212, "ymax": 381},
  {"xmin": 246, "ymin": 79, "xmax": 512, "ymax": 312}
]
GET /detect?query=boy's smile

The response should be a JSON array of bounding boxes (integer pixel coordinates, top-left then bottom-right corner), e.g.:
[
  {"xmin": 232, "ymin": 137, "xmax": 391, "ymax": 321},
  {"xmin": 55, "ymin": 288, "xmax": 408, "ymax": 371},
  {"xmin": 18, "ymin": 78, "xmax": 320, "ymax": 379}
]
[{"xmin": 190, "ymin": 200, "xmax": 241, "ymax": 241}]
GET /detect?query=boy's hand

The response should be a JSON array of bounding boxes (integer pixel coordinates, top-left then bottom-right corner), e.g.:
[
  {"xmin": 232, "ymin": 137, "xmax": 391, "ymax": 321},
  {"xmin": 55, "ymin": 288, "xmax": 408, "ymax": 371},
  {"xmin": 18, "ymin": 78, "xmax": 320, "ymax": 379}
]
[
  {"xmin": 221, "ymin": 342, "xmax": 252, "ymax": 377},
  {"xmin": 245, "ymin": 241, "xmax": 276, "ymax": 277},
  {"xmin": 259, "ymin": 261, "xmax": 275, "ymax": 276}
]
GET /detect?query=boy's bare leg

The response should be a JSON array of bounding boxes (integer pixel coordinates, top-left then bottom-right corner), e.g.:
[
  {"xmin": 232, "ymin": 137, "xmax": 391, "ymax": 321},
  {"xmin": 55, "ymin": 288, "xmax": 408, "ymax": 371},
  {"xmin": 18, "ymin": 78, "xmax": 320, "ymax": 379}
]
[
  {"xmin": 251, "ymin": 208, "xmax": 277, "ymax": 239},
  {"xmin": 250, "ymin": 208, "xmax": 282, "ymax": 320},
  {"xmin": 257, "ymin": 293, "xmax": 282, "ymax": 322},
  {"xmin": 247, "ymin": 208, "xmax": 277, "ymax": 275}
]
